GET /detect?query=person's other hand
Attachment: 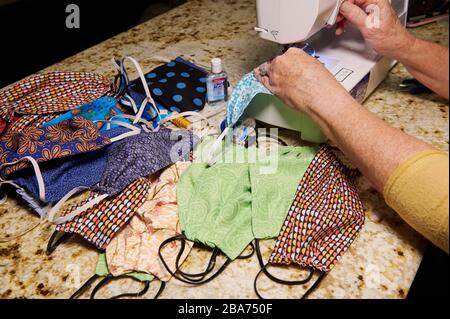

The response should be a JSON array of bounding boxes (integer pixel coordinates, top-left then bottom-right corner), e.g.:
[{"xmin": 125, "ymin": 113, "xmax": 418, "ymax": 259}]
[
  {"xmin": 336, "ymin": 0, "xmax": 415, "ymax": 58},
  {"xmin": 254, "ymin": 48, "xmax": 352, "ymax": 115}
]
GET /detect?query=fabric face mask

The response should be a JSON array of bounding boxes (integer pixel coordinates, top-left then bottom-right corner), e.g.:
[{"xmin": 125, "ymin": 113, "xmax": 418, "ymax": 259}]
[
  {"xmin": 0, "ymin": 118, "xmax": 138, "ymax": 210},
  {"xmin": 42, "ymin": 97, "xmax": 130, "ymax": 131},
  {"xmin": 95, "ymin": 127, "xmax": 199, "ymax": 197},
  {"xmin": 70, "ymin": 253, "xmax": 165, "ymax": 299},
  {"xmin": 106, "ymin": 162, "xmax": 193, "ymax": 282},
  {"xmin": 52, "ymin": 177, "xmax": 150, "ymax": 250},
  {"xmin": 0, "ymin": 124, "xmax": 139, "ymax": 243},
  {"xmin": 0, "ymin": 72, "xmax": 113, "ymax": 123},
  {"xmin": 10, "ymin": 149, "xmax": 108, "ymax": 205},
  {"xmin": 0, "ymin": 119, "xmax": 6, "ymax": 135},
  {"xmin": 115, "ymin": 57, "xmax": 208, "ymax": 130},
  {"xmin": 225, "ymin": 46, "xmax": 320, "ymax": 129},
  {"xmin": 6, "ymin": 114, "xmax": 60, "ymax": 135},
  {"xmin": 15, "ymin": 185, "xmax": 49, "ymax": 219},
  {"xmin": 3, "ymin": 126, "xmax": 132, "ymax": 208},
  {"xmin": 0, "ymin": 117, "xmax": 112, "ymax": 176},
  {"xmin": 205, "ymin": 72, "xmax": 270, "ymax": 165},
  {"xmin": 4, "ymin": 124, "xmax": 190, "ymax": 224},
  {"xmin": 177, "ymin": 138, "xmax": 319, "ymax": 260},
  {"xmin": 226, "ymin": 72, "xmax": 270, "ymax": 129},
  {"xmin": 254, "ymin": 146, "xmax": 365, "ymax": 299}
]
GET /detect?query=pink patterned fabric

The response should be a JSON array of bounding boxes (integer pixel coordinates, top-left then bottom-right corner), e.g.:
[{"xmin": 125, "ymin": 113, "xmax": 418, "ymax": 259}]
[{"xmin": 106, "ymin": 162, "xmax": 193, "ymax": 281}]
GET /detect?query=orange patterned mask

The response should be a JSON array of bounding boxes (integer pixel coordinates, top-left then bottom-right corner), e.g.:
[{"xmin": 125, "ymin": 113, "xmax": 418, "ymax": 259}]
[
  {"xmin": 0, "ymin": 71, "xmax": 112, "ymax": 122},
  {"xmin": 54, "ymin": 177, "xmax": 150, "ymax": 250},
  {"xmin": 255, "ymin": 146, "xmax": 365, "ymax": 298}
]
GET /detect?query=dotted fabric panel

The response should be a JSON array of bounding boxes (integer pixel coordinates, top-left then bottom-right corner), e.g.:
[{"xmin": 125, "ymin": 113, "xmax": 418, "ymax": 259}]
[
  {"xmin": 128, "ymin": 57, "xmax": 208, "ymax": 114},
  {"xmin": 96, "ymin": 127, "xmax": 199, "ymax": 197},
  {"xmin": 270, "ymin": 147, "xmax": 365, "ymax": 273},
  {"xmin": 227, "ymin": 72, "xmax": 270, "ymax": 128}
]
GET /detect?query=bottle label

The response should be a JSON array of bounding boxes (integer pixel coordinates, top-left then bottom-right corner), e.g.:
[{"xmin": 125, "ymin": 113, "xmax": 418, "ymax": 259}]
[{"xmin": 207, "ymin": 77, "xmax": 226, "ymax": 102}]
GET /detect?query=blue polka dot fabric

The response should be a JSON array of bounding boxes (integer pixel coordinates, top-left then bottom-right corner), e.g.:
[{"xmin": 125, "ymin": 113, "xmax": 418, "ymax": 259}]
[{"xmin": 127, "ymin": 57, "xmax": 208, "ymax": 116}]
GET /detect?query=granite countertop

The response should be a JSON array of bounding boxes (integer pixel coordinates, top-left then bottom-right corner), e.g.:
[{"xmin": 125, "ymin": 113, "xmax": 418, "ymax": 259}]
[{"xmin": 0, "ymin": 0, "xmax": 448, "ymax": 299}]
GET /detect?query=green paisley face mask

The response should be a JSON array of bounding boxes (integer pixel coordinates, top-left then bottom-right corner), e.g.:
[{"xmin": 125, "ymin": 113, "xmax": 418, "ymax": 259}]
[{"xmin": 177, "ymin": 138, "xmax": 319, "ymax": 260}]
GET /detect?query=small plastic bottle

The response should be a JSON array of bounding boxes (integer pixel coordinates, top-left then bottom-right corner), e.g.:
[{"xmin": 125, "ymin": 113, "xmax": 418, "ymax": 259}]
[{"xmin": 206, "ymin": 58, "xmax": 228, "ymax": 106}]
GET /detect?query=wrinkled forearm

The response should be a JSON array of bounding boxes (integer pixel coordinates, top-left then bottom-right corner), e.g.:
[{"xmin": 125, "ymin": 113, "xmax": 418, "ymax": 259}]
[
  {"xmin": 301, "ymin": 93, "xmax": 449, "ymax": 252},
  {"xmin": 300, "ymin": 92, "xmax": 432, "ymax": 193}
]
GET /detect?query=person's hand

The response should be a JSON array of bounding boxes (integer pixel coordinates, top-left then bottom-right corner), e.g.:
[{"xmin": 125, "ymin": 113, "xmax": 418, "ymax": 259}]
[
  {"xmin": 254, "ymin": 48, "xmax": 352, "ymax": 115},
  {"xmin": 336, "ymin": 0, "xmax": 415, "ymax": 58}
]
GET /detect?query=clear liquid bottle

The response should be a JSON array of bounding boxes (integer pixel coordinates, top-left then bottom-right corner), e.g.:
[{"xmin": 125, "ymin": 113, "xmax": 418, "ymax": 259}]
[{"xmin": 206, "ymin": 58, "xmax": 228, "ymax": 106}]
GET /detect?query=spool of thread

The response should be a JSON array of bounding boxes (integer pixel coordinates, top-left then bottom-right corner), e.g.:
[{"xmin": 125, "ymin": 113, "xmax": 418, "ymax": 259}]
[{"xmin": 171, "ymin": 116, "xmax": 192, "ymax": 129}]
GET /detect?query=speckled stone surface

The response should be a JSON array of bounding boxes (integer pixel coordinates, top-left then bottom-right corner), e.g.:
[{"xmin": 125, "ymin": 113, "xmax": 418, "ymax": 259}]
[{"xmin": 0, "ymin": 0, "xmax": 448, "ymax": 299}]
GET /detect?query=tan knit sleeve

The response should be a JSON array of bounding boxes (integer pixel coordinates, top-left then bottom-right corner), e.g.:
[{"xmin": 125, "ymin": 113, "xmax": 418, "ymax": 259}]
[{"xmin": 384, "ymin": 150, "xmax": 449, "ymax": 253}]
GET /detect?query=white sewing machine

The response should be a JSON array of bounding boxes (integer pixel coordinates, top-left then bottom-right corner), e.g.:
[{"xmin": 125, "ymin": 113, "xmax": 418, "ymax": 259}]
[{"xmin": 245, "ymin": 0, "xmax": 409, "ymax": 143}]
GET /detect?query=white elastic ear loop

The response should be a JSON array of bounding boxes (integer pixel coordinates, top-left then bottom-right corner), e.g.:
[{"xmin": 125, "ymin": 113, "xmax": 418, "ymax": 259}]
[
  {"xmin": 134, "ymin": 97, "xmax": 154, "ymax": 126},
  {"xmin": 111, "ymin": 57, "xmax": 123, "ymax": 74},
  {"xmin": 47, "ymin": 187, "xmax": 108, "ymax": 225},
  {"xmin": 109, "ymin": 114, "xmax": 156, "ymax": 133},
  {"xmin": 121, "ymin": 56, "xmax": 160, "ymax": 122},
  {"xmin": 52, "ymin": 194, "xmax": 108, "ymax": 225},
  {"xmin": 46, "ymin": 186, "xmax": 89, "ymax": 223},
  {"xmin": 0, "ymin": 156, "xmax": 46, "ymax": 202},
  {"xmin": 112, "ymin": 57, "xmax": 131, "ymax": 100},
  {"xmin": 120, "ymin": 93, "xmax": 138, "ymax": 114},
  {"xmin": 206, "ymin": 126, "xmax": 231, "ymax": 166},
  {"xmin": 93, "ymin": 120, "xmax": 141, "ymax": 142}
]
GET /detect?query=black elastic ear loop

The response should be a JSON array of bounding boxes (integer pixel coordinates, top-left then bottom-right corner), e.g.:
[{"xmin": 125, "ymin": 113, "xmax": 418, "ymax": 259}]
[
  {"xmin": 70, "ymin": 274, "xmax": 100, "ymax": 299},
  {"xmin": 254, "ymin": 267, "xmax": 326, "ymax": 300},
  {"xmin": 160, "ymin": 235, "xmax": 229, "ymax": 284},
  {"xmin": 236, "ymin": 241, "xmax": 255, "ymax": 259},
  {"xmin": 255, "ymin": 239, "xmax": 314, "ymax": 285},
  {"xmin": 176, "ymin": 241, "xmax": 253, "ymax": 282},
  {"xmin": 253, "ymin": 239, "xmax": 320, "ymax": 299},
  {"xmin": 176, "ymin": 245, "xmax": 220, "ymax": 282},
  {"xmin": 90, "ymin": 275, "xmax": 164, "ymax": 299},
  {"xmin": 301, "ymin": 272, "xmax": 326, "ymax": 300},
  {"xmin": 70, "ymin": 274, "xmax": 165, "ymax": 300},
  {"xmin": 46, "ymin": 231, "xmax": 72, "ymax": 255},
  {"xmin": 158, "ymin": 234, "xmax": 231, "ymax": 285}
]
